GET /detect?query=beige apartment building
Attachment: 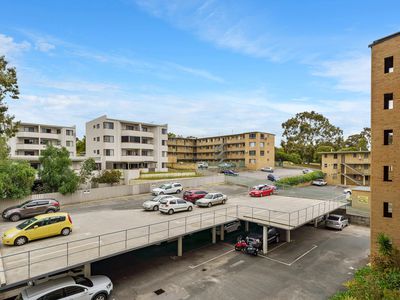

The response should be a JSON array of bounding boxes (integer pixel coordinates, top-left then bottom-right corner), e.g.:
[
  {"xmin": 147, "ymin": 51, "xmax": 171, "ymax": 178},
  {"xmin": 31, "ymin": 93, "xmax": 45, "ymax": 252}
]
[
  {"xmin": 320, "ymin": 151, "xmax": 370, "ymax": 186},
  {"xmin": 370, "ymin": 32, "xmax": 400, "ymax": 253},
  {"xmin": 168, "ymin": 132, "xmax": 275, "ymax": 170},
  {"xmin": 86, "ymin": 115, "xmax": 168, "ymax": 172},
  {"xmin": 7, "ymin": 122, "xmax": 82, "ymax": 170}
]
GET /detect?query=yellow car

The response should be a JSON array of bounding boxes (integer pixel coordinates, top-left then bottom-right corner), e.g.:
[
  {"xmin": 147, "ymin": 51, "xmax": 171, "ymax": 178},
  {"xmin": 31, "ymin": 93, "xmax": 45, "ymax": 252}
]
[{"xmin": 2, "ymin": 212, "xmax": 73, "ymax": 246}]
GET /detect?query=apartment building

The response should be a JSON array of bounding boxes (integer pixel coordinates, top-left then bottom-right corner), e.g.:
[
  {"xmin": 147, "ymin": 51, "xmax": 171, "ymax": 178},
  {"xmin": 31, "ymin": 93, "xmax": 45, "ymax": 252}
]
[
  {"xmin": 7, "ymin": 122, "xmax": 80, "ymax": 169},
  {"xmin": 168, "ymin": 132, "xmax": 275, "ymax": 170},
  {"xmin": 86, "ymin": 115, "xmax": 168, "ymax": 172},
  {"xmin": 370, "ymin": 32, "xmax": 400, "ymax": 253},
  {"xmin": 320, "ymin": 151, "xmax": 370, "ymax": 186}
]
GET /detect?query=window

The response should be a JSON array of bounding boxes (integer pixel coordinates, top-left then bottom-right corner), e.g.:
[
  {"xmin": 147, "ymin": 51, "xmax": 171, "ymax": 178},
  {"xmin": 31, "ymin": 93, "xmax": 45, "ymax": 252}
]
[
  {"xmin": 260, "ymin": 134, "xmax": 265, "ymax": 139},
  {"xmin": 250, "ymin": 142, "xmax": 256, "ymax": 147},
  {"xmin": 93, "ymin": 125, "xmax": 96, "ymax": 129},
  {"xmin": 96, "ymin": 124, "xmax": 100, "ymax": 129},
  {"xmin": 333, "ymin": 154, "xmax": 337, "ymax": 159},
  {"xmin": 66, "ymin": 141, "xmax": 73, "ymax": 147},
  {"xmin": 260, "ymin": 151, "xmax": 265, "ymax": 156},
  {"xmin": 384, "ymin": 165, "xmax": 393, "ymax": 181},
  {"xmin": 66, "ymin": 130, "xmax": 74, "ymax": 136},
  {"xmin": 383, "ymin": 202, "xmax": 393, "ymax": 218},
  {"xmin": 364, "ymin": 164, "xmax": 369, "ymax": 170},
  {"xmin": 353, "ymin": 153, "xmax": 357, "ymax": 158},
  {"xmin": 96, "ymin": 137, "xmax": 100, "ymax": 142},
  {"xmin": 56, "ymin": 129, "xmax": 61, "ymax": 134},
  {"xmin": 324, "ymin": 163, "xmax": 328, "ymax": 168},
  {"xmin": 384, "ymin": 56, "xmax": 394, "ymax": 73},
  {"xmin": 162, "ymin": 163, "xmax": 167, "ymax": 168},
  {"xmin": 324, "ymin": 154, "xmax": 327, "ymax": 158},
  {"xmin": 162, "ymin": 151, "xmax": 167, "ymax": 157},
  {"xmin": 384, "ymin": 93, "xmax": 394, "ymax": 110},
  {"xmin": 162, "ymin": 128, "xmax": 167, "ymax": 134},
  {"xmin": 249, "ymin": 150, "xmax": 256, "ymax": 156},
  {"xmin": 64, "ymin": 286, "xmax": 86, "ymax": 296},
  {"xmin": 93, "ymin": 137, "xmax": 96, "ymax": 141},
  {"xmin": 249, "ymin": 159, "xmax": 256, "ymax": 164},
  {"xmin": 384, "ymin": 130, "xmax": 393, "ymax": 145},
  {"xmin": 104, "ymin": 149, "xmax": 114, "ymax": 156},
  {"xmin": 37, "ymin": 288, "xmax": 65, "ymax": 300},
  {"xmin": 103, "ymin": 122, "xmax": 114, "ymax": 129},
  {"xmin": 121, "ymin": 136, "xmax": 141, "ymax": 143},
  {"xmin": 41, "ymin": 128, "xmax": 52, "ymax": 134},
  {"xmin": 142, "ymin": 126, "xmax": 148, "ymax": 132},
  {"xmin": 249, "ymin": 133, "xmax": 256, "ymax": 139},
  {"xmin": 364, "ymin": 153, "xmax": 369, "ymax": 159},
  {"xmin": 93, "ymin": 150, "xmax": 96, "ymax": 154},
  {"xmin": 142, "ymin": 138, "xmax": 149, "ymax": 144},
  {"xmin": 97, "ymin": 150, "xmax": 100, "ymax": 155},
  {"xmin": 142, "ymin": 150, "xmax": 149, "ymax": 156},
  {"xmin": 333, "ymin": 164, "xmax": 338, "ymax": 169},
  {"xmin": 103, "ymin": 135, "xmax": 114, "ymax": 143},
  {"xmin": 260, "ymin": 142, "xmax": 264, "ymax": 148},
  {"xmin": 162, "ymin": 140, "xmax": 167, "ymax": 146},
  {"xmin": 125, "ymin": 124, "xmax": 140, "ymax": 131}
]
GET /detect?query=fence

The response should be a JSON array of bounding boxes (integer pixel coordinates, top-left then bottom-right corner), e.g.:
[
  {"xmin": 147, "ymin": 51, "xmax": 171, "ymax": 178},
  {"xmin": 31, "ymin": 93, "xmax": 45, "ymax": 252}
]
[{"xmin": 0, "ymin": 196, "xmax": 347, "ymax": 286}]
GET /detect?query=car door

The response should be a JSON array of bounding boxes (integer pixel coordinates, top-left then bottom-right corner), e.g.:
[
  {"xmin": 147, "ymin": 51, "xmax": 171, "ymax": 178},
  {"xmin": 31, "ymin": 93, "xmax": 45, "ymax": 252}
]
[
  {"xmin": 47, "ymin": 216, "xmax": 65, "ymax": 235},
  {"xmin": 177, "ymin": 200, "xmax": 187, "ymax": 211},
  {"xmin": 36, "ymin": 200, "xmax": 50, "ymax": 214},
  {"xmin": 22, "ymin": 201, "xmax": 40, "ymax": 217},
  {"xmin": 24, "ymin": 219, "xmax": 49, "ymax": 240},
  {"xmin": 63, "ymin": 285, "xmax": 91, "ymax": 300},
  {"xmin": 216, "ymin": 194, "xmax": 223, "ymax": 204},
  {"xmin": 169, "ymin": 199, "xmax": 177, "ymax": 211},
  {"xmin": 165, "ymin": 185, "xmax": 173, "ymax": 194},
  {"xmin": 37, "ymin": 287, "xmax": 65, "ymax": 300}
]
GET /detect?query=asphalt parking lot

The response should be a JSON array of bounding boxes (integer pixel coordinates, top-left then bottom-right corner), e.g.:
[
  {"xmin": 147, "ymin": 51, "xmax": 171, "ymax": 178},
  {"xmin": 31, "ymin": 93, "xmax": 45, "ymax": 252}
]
[{"xmin": 92, "ymin": 223, "xmax": 369, "ymax": 300}]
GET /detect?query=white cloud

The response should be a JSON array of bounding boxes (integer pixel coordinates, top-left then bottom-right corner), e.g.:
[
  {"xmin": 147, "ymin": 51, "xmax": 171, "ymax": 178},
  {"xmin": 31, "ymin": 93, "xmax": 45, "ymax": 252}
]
[
  {"xmin": 311, "ymin": 54, "xmax": 370, "ymax": 93},
  {"xmin": 35, "ymin": 41, "xmax": 55, "ymax": 52},
  {"xmin": 167, "ymin": 62, "xmax": 225, "ymax": 83},
  {"xmin": 0, "ymin": 33, "xmax": 30, "ymax": 57}
]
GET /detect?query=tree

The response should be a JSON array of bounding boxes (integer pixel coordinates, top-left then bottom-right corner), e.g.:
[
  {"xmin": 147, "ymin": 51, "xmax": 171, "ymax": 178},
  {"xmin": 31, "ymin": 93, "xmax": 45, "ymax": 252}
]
[
  {"xmin": 95, "ymin": 170, "xmax": 122, "ymax": 186},
  {"xmin": 79, "ymin": 158, "xmax": 96, "ymax": 185},
  {"xmin": 0, "ymin": 56, "xmax": 20, "ymax": 139},
  {"xmin": 344, "ymin": 128, "xmax": 371, "ymax": 151},
  {"xmin": 0, "ymin": 136, "xmax": 9, "ymax": 160},
  {"xmin": 168, "ymin": 132, "xmax": 176, "ymax": 138},
  {"xmin": 281, "ymin": 111, "xmax": 343, "ymax": 163},
  {"xmin": 39, "ymin": 145, "xmax": 80, "ymax": 194},
  {"xmin": 0, "ymin": 160, "xmax": 35, "ymax": 199},
  {"xmin": 314, "ymin": 145, "xmax": 334, "ymax": 163},
  {"xmin": 76, "ymin": 136, "xmax": 86, "ymax": 155}
]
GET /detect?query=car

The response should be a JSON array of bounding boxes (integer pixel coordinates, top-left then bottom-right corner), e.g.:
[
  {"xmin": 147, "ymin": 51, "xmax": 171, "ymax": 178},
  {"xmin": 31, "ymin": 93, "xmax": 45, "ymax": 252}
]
[
  {"xmin": 142, "ymin": 195, "xmax": 177, "ymax": 211},
  {"xmin": 249, "ymin": 185, "xmax": 274, "ymax": 197},
  {"xmin": 2, "ymin": 212, "xmax": 73, "ymax": 246},
  {"xmin": 325, "ymin": 214, "xmax": 349, "ymax": 230},
  {"xmin": 2, "ymin": 199, "xmax": 61, "ymax": 222},
  {"xmin": 223, "ymin": 169, "xmax": 239, "ymax": 176},
  {"xmin": 183, "ymin": 190, "xmax": 208, "ymax": 203},
  {"xmin": 159, "ymin": 198, "xmax": 193, "ymax": 215},
  {"xmin": 244, "ymin": 227, "xmax": 281, "ymax": 250},
  {"xmin": 251, "ymin": 184, "xmax": 277, "ymax": 194},
  {"xmin": 216, "ymin": 221, "xmax": 241, "ymax": 235},
  {"xmin": 152, "ymin": 183, "xmax": 182, "ymax": 195},
  {"xmin": 308, "ymin": 214, "xmax": 326, "ymax": 225},
  {"xmin": 218, "ymin": 162, "xmax": 236, "ymax": 169},
  {"xmin": 196, "ymin": 193, "xmax": 227, "ymax": 207},
  {"xmin": 302, "ymin": 169, "xmax": 312, "ymax": 174},
  {"xmin": 267, "ymin": 174, "xmax": 280, "ymax": 182},
  {"xmin": 197, "ymin": 162, "xmax": 208, "ymax": 169},
  {"xmin": 312, "ymin": 179, "xmax": 327, "ymax": 186},
  {"xmin": 16, "ymin": 275, "xmax": 113, "ymax": 300},
  {"xmin": 261, "ymin": 167, "xmax": 274, "ymax": 172}
]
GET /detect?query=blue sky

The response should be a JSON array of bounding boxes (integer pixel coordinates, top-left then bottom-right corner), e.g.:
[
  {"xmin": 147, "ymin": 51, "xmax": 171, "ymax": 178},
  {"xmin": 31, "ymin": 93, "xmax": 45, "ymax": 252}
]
[{"xmin": 1, "ymin": 1, "xmax": 399, "ymax": 144}]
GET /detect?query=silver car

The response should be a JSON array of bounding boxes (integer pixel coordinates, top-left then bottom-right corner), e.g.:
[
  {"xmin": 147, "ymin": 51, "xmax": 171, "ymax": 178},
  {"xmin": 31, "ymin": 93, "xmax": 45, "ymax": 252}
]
[
  {"xmin": 142, "ymin": 195, "xmax": 176, "ymax": 211},
  {"xmin": 325, "ymin": 214, "xmax": 349, "ymax": 230},
  {"xmin": 16, "ymin": 275, "xmax": 113, "ymax": 300},
  {"xmin": 159, "ymin": 198, "xmax": 194, "ymax": 215},
  {"xmin": 152, "ymin": 183, "xmax": 182, "ymax": 196},
  {"xmin": 216, "ymin": 221, "xmax": 241, "ymax": 235},
  {"xmin": 312, "ymin": 179, "xmax": 327, "ymax": 186},
  {"xmin": 196, "ymin": 193, "xmax": 227, "ymax": 207}
]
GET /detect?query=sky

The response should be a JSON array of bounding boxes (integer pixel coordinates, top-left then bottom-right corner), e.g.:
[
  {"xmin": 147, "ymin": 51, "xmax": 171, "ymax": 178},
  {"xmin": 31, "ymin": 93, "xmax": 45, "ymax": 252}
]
[{"xmin": 1, "ymin": 0, "xmax": 399, "ymax": 144}]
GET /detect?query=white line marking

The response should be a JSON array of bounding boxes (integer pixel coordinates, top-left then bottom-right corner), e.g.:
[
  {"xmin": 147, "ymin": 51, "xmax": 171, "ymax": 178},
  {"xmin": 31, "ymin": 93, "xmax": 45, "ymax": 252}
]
[
  {"xmin": 189, "ymin": 249, "xmax": 235, "ymax": 269},
  {"xmin": 258, "ymin": 254, "xmax": 291, "ymax": 266},
  {"xmin": 289, "ymin": 245, "xmax": 318, "ymax": 265},
  {"xmin": 258, "ymin": 244, "xmax": 318, "ymax": 266},
  {"xmin": 267, "ymin": 242, "xmax": 287, "ymax": 253},
  {"xmin": 230, "ymin": 260, "xmax": 245, "ymax": 268}
]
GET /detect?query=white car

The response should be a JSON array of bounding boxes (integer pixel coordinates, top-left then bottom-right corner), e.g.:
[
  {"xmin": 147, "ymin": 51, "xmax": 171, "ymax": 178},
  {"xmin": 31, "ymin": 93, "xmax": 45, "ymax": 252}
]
[
  {"xmin": 16, "ymin": 275, "xmax": 113, "ymax": 300},
  {"xmin": 343, "ymin": 188, "xmax": 352, "ymax": 200},
  {"xmin": 325, "ymin": 214, "xmax": 349, "ymax": 230},
  {"xmin": 159, "ymin": 198, "xmax": 193, "ymax": 215},
  {"xmin": 196, "ymin": 193, "xmax": 227, "ymax": 207},
  {"xmin": 302, "ymin": 169, "xmax": 312, "ymax": 174},
  {"xmin": 152, "ymin": 183, "xmax": 182, "ymax": 195},
  {"xmin": 312, "ymin": 179, "xmax": 327, "ymax": 186},
  {"xmin": 261, "ymin": 167, "xmax": 274, "ymax": 172},
  {"xmin": 142, "ymin": 195, "xmax": 177, "ymax": 211},
  {"xmin": 197, "ymin": 162, "xmax": 208, "ymax": 169},
  {"xmin": 216, "ymin": 221, "xmax": 241, "ymax": 235}
]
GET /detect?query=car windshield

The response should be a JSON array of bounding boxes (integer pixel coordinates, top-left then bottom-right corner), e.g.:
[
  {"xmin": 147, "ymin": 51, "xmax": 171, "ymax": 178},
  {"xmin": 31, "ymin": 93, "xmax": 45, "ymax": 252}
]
[
  {"xmin": 327, "ymin": 216, "xmax": 340, "ymax": 221},
  {"xmin": 204, "ymin": 194, "xmax": 214, "ymax": 199},
  {"xmin": 160, "ymin": 199, "xmax": 169, "ymax": 204},
  {"xmin": 74, "ymin": 276, "xmax": 93, "ymax": 287},
  {"xmin": 159, "ymin": 184, "xmax": 169, "ymax": 189},
  {"xmin": 16, "ymin": 217, "xmax": 37, "ymax": 230}
]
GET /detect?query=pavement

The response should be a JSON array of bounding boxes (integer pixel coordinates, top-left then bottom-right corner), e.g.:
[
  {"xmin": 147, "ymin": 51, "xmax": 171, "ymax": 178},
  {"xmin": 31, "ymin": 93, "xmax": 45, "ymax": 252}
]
[{"xmin": 91, "ymin": 224, "xmax": 370, "ymax": 300}]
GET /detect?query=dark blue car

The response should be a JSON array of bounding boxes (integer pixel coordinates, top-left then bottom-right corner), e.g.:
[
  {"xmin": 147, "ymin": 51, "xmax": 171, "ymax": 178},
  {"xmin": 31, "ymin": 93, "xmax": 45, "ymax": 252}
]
[
  {"xmin": 267, "ymin": 174, "xmax": 280, "ymax": 181},
  {"xmin": 223, "ymin": 169, "xmax": 239, "ymax": 176}
]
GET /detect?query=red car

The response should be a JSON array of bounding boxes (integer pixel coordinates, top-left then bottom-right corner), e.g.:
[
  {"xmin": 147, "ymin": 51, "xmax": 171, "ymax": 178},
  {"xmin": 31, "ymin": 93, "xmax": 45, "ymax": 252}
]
[
  {"xmin": 249, "ymin": 186, "xmax": 274, "ymax": 197},
  {"xmin": 183, "ymin": 190, "xmax": 208, "ymax": 203}
]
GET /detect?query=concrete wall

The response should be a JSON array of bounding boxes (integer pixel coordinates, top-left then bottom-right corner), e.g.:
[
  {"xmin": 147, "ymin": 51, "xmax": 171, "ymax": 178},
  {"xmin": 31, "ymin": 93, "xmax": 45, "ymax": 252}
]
[{"xmin": 0, "ymin": 175, "xmax": 225, "ymax": 212}]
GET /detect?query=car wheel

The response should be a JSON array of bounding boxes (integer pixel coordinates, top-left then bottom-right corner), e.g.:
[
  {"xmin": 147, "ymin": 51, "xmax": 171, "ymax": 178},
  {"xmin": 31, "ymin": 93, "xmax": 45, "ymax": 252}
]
[
  {"xmin": 61, "ymin": 227, "xmax": 71, "ymax": 236},
  {"xmin": 92, "ymin": 293, "xmax": 108, "ymax": 300},
  {"xmin": 208, "ymin": 202, "xmax": 212, "ymax": 208},
  {"xmin": 168, "ymin": 209, "xmax": 174, "ymax": 215},
  {"xmin": 14, "ymin": 236, "xmax": 28, "ymax": 246},
  {"xmin": 10, "ymin": 213, "xmax": 21, "ymax": 222},
  {"xmin": 187, "ymin": 206, "xmax": 193, "ymax": 211},
  {"xmin": 222, "ymin": 200, "xmax": 226, "ymax": 204},
  {"xmin": 46, "ymin": 209, "xmax": 56, "ymax": 214},
  {"xmin": 153, "ymin": 205, "xmax": 159, "ymax": 211},
  {"xmin": 176, "ymin": 189, "xmax": 182, "ymax": 194}
]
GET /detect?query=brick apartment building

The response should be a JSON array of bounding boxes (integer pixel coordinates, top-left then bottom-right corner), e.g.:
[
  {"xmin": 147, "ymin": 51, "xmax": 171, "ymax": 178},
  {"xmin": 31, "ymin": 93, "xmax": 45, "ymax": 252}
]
[{"xmin": 370, "ymin": 32, "xmax": 400, "ymax": 253}]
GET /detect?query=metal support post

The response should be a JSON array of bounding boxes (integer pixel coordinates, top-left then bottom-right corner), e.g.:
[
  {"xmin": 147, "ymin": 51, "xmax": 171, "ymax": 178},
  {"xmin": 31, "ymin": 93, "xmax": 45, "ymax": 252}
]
[
  {"xmin": 177, "ymin": 236, "xmax": 183, "ymax": 257},
  {"xmin": 220, "ymin": 224, "xmax": 225, "ymax": 241},
  {"xmin": 212, "ymin": 227, "xmax": 217, "ymax": 244},
  {"xmin": 263, "ymin": 226, "xmax": 268, "ymax": 255}
]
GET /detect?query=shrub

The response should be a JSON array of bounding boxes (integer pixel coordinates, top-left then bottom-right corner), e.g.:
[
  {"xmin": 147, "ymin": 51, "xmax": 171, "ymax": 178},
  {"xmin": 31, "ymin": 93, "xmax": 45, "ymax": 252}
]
[
  {"xmin": 275, "ymin": 171, "xmax": 324, "ymax": 187},
  {"xmin": 94, "ymin": 170, "xmax": 122, "ymax": 185}
]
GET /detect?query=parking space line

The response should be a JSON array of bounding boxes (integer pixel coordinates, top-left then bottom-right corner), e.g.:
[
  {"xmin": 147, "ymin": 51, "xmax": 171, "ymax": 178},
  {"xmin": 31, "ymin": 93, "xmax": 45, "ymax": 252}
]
[
  {"xmin": 188, "ymin": 249, "xmax": 236, "ymax": 269},
  {"xmin": 289, "ymin": 245, "xmax": 318, "ymax": 265},
  {"xmin": 267, "ymin": 242, "xmax": 287, "ymax": 253},
  {"xmin": 258, "ymin": 254, "xmax": 291, "ymax": 266},
  {"xmin": 258, "ymin": 244, "xmax": 318, "ymax": 267}
]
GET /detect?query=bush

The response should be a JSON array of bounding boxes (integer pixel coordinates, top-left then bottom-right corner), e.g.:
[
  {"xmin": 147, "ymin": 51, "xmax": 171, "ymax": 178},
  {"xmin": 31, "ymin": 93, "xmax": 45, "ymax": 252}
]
[
  {"xmin": 94, "ymin": 170, "xmax": 122, "ymax": 185},
  {"xmin": 0, "ymin": 160, "xmax": 36, "ymax": 199},
  {"xmin": 275, "ymin": 171, "xmax": 324, "ymax": 187}
]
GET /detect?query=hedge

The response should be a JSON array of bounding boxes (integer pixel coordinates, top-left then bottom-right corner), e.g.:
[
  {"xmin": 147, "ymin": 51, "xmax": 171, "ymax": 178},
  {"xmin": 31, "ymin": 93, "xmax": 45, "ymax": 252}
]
[{"xmin": 275, "ymin": 171, "xmax": 324, "ymax": 187}]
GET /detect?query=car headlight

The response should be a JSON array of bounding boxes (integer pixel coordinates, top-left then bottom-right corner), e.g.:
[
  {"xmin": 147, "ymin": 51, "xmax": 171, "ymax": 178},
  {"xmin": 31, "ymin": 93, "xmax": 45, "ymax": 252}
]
[
  {"xmin": 5, "ymin": 233, "xmax": 16, "ymax": 239},
  {"xmin": 107, "ymin": 282, "xmax": 112, "ymax": 289}
]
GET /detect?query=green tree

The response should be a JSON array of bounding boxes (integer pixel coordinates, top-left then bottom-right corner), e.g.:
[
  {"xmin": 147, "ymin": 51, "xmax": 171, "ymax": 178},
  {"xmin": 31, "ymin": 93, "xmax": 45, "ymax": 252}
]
[
  {"xmin": 0, "ymin": 56, "xmax": 20, "ymax": 139},
  {"xmin": 76, "ymin": 136, "xmax": 86, "ymax": 155},
  {"xmin": 314, "ymin": 145, "xmax": 334, "ymax": 163},
  {"xmin": 95, "ymin": 170, "xmax": 122, "ymax": 186},
  {"xmin": 344, "ymin": 128, "xmax": 371, "ymax": 151},
  {"xmin": 0, "ymin": 136, "xmax": 10, "ymax": 160},
  {"xmin": 281, "ymin": 111, "xmax": 343, "ymax": 163},
  {"xmin": 39, "ymin": 145, "xmax": 80, "ymax": 194},
  {"xmin": 0, "ymin": 160, "xmax": 35, "ymax": 199},
  {"xmin": 79, "ymin": 158, "xmax": 96, "ymax": 184},
  {"xmin": 167, "ymin": 132, "xmax": 176, "ymax": 138}
]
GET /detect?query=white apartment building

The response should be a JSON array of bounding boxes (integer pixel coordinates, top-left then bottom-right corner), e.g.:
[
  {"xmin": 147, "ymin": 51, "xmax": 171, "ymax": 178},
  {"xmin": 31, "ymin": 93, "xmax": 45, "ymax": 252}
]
[
  {"xmin": 7, "ymin": 122, "xmax": 82, "ymax": 170},
  {"xmin": 86, "ymin": 115, "xmax": 168, "ymax": 172}
]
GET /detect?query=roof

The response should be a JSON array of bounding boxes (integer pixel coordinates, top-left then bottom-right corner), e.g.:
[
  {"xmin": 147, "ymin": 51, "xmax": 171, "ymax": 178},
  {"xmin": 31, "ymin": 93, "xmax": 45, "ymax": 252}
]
[
  {"xmin": 369, "ymin": 32, "xmax": 400, "ymax": 47},
  {"xmin": 319, "ymin": 150, "xmax": 370, "ymax": 154},
  {"xmin": 18, "ymin": 122, "xmax": 75, "ymax": 129},
  {"xmin": 25, "ymin": 276, "xmax": 75, "ymax": 297},
  {"xmin": 88, "ymin": 115, "xmax": 167, "ymax": 127},
  {"xmin": 170, "ymin": 131, "xmax": 275, "ymax": 141},
  {"xmin": 351, "ymin": 186, "xmax": 371, "ymax": 192}
]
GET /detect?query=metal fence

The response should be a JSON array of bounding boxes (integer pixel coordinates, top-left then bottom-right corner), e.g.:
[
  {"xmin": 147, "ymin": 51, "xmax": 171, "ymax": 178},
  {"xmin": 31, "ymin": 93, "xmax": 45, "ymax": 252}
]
[{"xmin": 0, "ymin": 197, "xmax": 348, "ymax": 286}]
